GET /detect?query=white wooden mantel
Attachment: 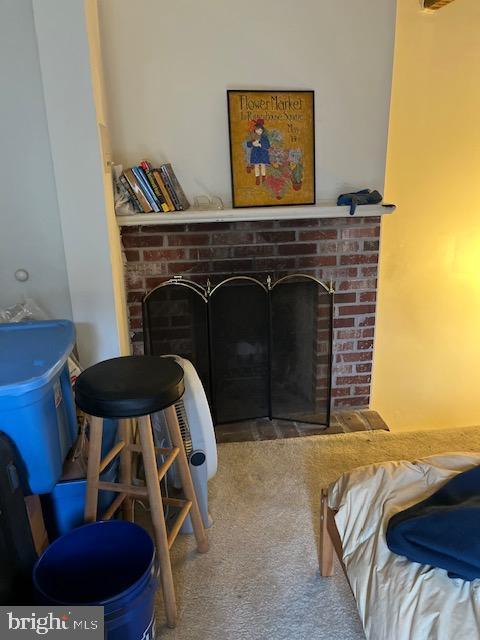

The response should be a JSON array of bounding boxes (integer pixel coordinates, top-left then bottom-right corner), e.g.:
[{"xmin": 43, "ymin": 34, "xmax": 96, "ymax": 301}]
[{"xmin": 116, "ymin": 203, "xmax": 396, "ymax": 227}]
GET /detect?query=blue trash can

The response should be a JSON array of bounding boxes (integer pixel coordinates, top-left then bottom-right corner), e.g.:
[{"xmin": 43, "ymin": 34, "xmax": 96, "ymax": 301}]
[
  {"xmin": 0, "ymin": 320, "xmax": 77, "ymax": 494},
  {"xmin": 33, "ymin": 521, "xmax": 157, "ymax": 640}
]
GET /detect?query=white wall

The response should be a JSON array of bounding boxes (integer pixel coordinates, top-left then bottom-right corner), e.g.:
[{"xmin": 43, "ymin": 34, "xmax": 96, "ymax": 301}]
[
  {"xmin": 98, "ymin": 0, "xmax": 396, "ymax": 205},
  {"xmin": 32, "ymin": 0, "xmax": 130, "ymax": 366},
  {"xmin": 372, "ymin": 0, "xmax": 480, "ymax": 431},
  {"xmin": 0, "ymin": 0, "xmax": 72, "ymax": 320}
]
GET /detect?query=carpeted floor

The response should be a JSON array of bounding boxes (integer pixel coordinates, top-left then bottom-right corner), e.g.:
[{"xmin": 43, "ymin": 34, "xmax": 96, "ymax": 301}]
[{"xmin": 156, "ymin": 425, "xmax": 480, "ymax": 639}]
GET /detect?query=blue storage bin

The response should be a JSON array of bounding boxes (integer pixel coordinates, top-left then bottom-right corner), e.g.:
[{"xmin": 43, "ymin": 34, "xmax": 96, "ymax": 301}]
[
  {"xmin": 0, "ymin": 321, "xmax": 77, "ymax": 494},
  {"xmin": 41, "ymin": 459, "xmax": 119, "ymax": 540}
]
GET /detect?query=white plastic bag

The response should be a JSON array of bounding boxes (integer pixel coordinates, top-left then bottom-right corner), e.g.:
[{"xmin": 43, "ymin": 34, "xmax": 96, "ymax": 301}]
[{"xmin": 0, "ymin": 298, "xmax": 49, "ymax": 323}]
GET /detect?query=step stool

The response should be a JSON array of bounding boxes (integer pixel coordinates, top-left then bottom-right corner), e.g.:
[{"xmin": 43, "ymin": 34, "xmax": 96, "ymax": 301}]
[{"xmin": 75, "ymin": 355, "xmax": 209, "ymax": 628}]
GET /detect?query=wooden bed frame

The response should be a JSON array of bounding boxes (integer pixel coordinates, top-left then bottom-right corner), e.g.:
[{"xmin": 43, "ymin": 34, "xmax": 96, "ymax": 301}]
[{"xmin": 319, "ymin": 488, "xmax": 348, "ymax": 579}]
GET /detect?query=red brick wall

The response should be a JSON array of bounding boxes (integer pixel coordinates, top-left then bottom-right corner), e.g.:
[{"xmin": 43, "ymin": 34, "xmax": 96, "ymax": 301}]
[{"xmin": 120, "ymin": 216, "xmax": 380, "ymax": 409}]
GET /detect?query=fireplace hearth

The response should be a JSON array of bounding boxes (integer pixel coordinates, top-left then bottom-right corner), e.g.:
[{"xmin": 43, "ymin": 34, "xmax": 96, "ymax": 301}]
[{"xmin": 143, "ymin": 274, "xmax": 333, "ymax": 427}]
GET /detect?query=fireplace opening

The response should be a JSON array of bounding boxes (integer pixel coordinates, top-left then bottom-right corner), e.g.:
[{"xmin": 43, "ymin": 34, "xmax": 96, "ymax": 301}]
[
  {"xmin": 270, "ymin": 276, "xmax": 332, "ymax": 425},
  {"xmin": 142, "ymin": 275, "xmax": 333, "ymax": 428},
  {"xmin": 209, "ymin": 277, "xmax": 269, "ymax": 423}
]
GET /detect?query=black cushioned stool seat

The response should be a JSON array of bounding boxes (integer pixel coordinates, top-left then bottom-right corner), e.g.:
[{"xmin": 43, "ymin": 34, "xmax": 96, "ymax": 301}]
[{"xmin": 75, "ymin": 356, "xmax": 185, "ymax": 418}]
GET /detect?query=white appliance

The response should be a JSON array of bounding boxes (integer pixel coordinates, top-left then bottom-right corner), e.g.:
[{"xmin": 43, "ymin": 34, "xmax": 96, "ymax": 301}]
[{"xmin": 153, "ymin": 356, "xmax": 217, "ymax": 531}]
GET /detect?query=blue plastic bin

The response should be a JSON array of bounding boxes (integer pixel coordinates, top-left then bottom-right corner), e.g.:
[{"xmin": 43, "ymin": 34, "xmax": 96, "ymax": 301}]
[
  {"xmin": 41, "ymin": 459, "xmax": 120, "ymax": 540},
  {"xmin": 0, "ymin": 320, "xmax": 77, "ymax": 494}
]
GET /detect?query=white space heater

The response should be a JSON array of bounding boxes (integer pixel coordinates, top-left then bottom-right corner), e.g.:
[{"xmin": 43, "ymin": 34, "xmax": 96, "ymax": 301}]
[{"xmin": 153, "ymin": 356, "xmax": 217, "ymax": 532}]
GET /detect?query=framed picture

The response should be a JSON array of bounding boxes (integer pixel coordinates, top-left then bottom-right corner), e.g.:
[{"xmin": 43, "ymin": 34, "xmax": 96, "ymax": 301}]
[{"xmin": 227, "ymin": 90, "xmax": 315, "ymax": 208}]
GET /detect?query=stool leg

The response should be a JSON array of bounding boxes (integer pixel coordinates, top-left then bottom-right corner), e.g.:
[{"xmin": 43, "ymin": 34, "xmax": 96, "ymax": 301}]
[
  {"xmin": 119, "ymin": 418, "xmax": 133, "ymax": 521},
  {"xmin": 84, "ymin": 415, "xmax": 103, "ymax": 523},
  {"xmin": 164, "ymin": 405, "xmax": 209, "ymax": 554},
  {"xmin": 138, "ymin": 415, "xmax": 177, "ymax": 628}
]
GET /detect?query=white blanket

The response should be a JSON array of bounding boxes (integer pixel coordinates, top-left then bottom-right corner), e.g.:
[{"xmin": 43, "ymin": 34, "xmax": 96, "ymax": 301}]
[{"xmin": 328, "ymin": 452, "xmax": 480, "ymax": 640}]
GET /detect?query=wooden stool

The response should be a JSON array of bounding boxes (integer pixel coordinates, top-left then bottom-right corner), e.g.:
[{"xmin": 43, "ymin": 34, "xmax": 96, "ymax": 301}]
[{"xmin": 75, "ymin": 356, "xmax": 209, "ymax": 628}]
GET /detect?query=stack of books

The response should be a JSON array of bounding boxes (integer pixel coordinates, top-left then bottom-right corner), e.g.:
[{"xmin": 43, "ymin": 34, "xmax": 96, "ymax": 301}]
[{"xmin": 119, "ymin": 160, "xmax": 190, "ymax": 213}]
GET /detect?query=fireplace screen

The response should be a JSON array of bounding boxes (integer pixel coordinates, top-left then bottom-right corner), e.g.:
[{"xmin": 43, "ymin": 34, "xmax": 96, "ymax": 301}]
[{"xmin": 143, "ymin": 275, "xmax": 333, "ymax": 426}]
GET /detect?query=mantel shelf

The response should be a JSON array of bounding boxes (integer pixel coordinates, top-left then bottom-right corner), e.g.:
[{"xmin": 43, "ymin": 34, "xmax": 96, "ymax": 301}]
[{"xmin": 116, "ymin": 202, "xmax": 396, "ymax": 227}]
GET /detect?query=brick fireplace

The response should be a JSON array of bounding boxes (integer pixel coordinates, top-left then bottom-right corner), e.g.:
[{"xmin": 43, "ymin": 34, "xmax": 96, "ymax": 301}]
[{"xmin": 120, "ymin": 215, "xmax": 380, "ymax": 410}]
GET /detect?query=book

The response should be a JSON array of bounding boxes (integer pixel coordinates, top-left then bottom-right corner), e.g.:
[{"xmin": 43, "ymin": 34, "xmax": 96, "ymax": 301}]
[
  {"xmin": 123, "ymin": 169, "xmax": 152, "ymax": 212},
  {"xmin": 119, "ymin": 174, "xmax": 142, "ymax": 212},
  {"xmin": 158, "ymin": 165, "xmax": 180, "ymax": 210},
  {"xmin": 131, "ymin": 166, "xmax": 160, "ymax": 213},
  {"xmin": 117, "ymin": 160, "xmax": 189, "ymax": 214},
  {"xmin": 160, "ymin": 163, "xmax": 190, "ymax": 211},
  {"xmin": 152, "ymin": 169, "xmax": 175, "ymax": 211},
  {"xmin": 140, "ymin": 160, "xmax": 170, "ymax": 212}
]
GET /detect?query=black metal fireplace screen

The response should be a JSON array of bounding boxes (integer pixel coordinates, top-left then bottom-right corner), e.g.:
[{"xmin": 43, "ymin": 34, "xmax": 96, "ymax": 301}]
[{"xmin": 142, "ymin": 275, "xmax": 334, "ymax": 426}]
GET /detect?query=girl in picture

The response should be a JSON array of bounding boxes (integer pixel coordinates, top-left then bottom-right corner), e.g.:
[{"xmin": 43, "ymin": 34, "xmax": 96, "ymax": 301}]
[{"xmin": 247, "ymin": 119, "xmax": 271, "ymax": 185}]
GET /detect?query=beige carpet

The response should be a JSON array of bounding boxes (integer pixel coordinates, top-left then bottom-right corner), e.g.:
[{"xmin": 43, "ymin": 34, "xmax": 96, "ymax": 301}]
[{"xmin": 157, "ymin": 425, "xmax": 480, "ymax": 639}]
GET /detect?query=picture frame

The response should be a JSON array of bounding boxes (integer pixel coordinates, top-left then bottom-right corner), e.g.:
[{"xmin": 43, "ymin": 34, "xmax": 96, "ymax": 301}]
[{"xmin": 227, "ymin": 90, "xmax": 315, "ymax": 208}]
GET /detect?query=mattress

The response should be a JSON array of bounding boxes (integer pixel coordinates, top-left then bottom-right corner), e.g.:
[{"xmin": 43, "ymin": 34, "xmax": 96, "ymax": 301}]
[{"xmin": 328, "ymin": 452, "xmax": 480, "ymax": 640}]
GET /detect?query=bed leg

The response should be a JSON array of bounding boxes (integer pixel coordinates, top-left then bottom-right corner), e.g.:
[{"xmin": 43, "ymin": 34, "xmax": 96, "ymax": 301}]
[{"xmin": 319, "ymin": 488, "xmax": 335, "ymax": 576}]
